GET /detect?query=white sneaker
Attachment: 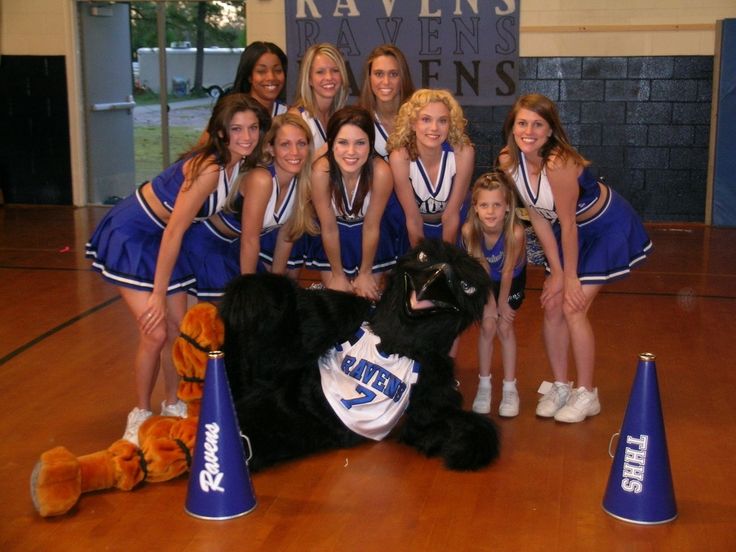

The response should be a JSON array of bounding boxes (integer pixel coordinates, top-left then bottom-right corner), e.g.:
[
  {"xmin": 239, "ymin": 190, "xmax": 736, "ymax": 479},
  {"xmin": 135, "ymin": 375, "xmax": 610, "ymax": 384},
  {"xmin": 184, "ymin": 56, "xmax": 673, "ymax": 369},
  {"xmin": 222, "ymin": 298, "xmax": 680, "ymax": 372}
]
[
  {"xmin": 554, "ymin": 387, "xmax": 601, "ymax": 423},
  {"xmin": 161, "ymin": 399, "xmax": 187, "ymax": 418},
  {"xmin": 536, "ymin": 382, "xmax": 571, "ymax": 417},
  {"xmin": 122, "ymin": 407, "xmax": 152, "ymax": 446},
  {"xmin": 472, "ymin": 386, "xmax": 492, "ymax": 414},
  {"xmin": 499, "ymin": 387, "xmax": 520, "ymax": 417}
]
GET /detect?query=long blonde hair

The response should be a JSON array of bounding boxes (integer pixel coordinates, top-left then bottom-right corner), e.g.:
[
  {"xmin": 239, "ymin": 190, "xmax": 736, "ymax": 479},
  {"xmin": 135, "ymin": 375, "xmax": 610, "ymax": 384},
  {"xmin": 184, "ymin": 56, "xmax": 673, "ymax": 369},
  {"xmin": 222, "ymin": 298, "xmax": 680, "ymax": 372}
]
[
  {"xmin": 292, "ymin": 43, "xmax": 349, "ymax": 120},
  {"xmin": 226, "ymin": 113, "xmax": 319, "ymax": 238},
  {"xmin": 462, "ymin": 171, "xmax": 522, "ymax": 272},
  {"xmin": 267, "ymin": 113, "xmax": 319, "ymax": 238},
  {"xmin": 386, "ymin": 88, "xmax": 471, "ymax": 160}
]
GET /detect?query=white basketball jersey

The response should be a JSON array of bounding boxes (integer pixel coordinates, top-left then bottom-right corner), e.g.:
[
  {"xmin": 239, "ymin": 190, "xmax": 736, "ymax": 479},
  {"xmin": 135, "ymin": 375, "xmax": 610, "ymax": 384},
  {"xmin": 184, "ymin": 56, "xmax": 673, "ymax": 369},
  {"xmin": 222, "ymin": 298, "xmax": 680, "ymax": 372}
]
[{"xmin": 319, "ymin": 324, "xmax": 420, "ymax": 440}]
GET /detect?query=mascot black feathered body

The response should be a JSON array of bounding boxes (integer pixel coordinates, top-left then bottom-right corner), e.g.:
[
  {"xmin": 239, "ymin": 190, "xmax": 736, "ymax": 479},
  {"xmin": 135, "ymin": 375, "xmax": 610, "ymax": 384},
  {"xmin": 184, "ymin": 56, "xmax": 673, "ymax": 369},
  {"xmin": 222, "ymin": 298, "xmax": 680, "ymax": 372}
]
[{"xmin": 220, "ymin": 239, "xmax": 500, "ymax": 471}]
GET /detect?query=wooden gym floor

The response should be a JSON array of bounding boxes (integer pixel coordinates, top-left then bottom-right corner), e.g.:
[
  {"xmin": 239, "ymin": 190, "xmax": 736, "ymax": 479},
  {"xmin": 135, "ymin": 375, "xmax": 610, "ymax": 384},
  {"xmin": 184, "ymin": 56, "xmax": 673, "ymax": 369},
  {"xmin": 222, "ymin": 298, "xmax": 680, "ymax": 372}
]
[{"xmin": 1, "ymin": 204, "xmax": 735, "ymax": 551}]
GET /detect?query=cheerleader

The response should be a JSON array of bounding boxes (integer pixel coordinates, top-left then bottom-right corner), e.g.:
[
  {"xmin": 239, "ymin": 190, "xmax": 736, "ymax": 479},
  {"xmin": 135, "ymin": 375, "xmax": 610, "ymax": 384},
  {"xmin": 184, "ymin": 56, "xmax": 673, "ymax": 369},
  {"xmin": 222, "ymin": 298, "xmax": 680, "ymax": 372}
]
[
  {"xmin": 307, "ymin": 106, "xmax": 396, "ymax": 300},
  {"xmin": 85, "ymin": 94, "xmax": 269, "ymax": 444},
  {"xmin": 498, "ymin": 93, "xmax": 652, "ymax": 423}
]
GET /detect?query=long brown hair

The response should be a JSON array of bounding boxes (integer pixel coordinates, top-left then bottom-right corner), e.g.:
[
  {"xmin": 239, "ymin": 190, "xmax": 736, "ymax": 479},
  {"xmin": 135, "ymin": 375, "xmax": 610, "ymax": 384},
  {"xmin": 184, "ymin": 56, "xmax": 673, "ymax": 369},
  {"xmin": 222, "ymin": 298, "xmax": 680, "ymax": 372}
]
[
  {"xmin": 499, "ymin": 93, "xmax": 589, "ymax": 175},
  {"xmin": 358, "ymin": 44, "xmax": 415, "ymax": 114},
  {"xmin": 324, "ymin": 106, "xmax": 375, "ymax": 218},
  {"xmin": 181, "ymin": 93, "xmax": 270, "ymax": 190}
]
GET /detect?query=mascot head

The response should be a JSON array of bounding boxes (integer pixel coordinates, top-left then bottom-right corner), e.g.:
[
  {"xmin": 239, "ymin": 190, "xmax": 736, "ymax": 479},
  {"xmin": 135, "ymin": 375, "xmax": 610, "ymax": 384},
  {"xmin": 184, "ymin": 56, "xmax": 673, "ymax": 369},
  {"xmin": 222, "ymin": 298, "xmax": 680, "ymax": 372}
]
[{"xmin": 371, "ymin": 239, "xmax": 491, "ymax": 356}]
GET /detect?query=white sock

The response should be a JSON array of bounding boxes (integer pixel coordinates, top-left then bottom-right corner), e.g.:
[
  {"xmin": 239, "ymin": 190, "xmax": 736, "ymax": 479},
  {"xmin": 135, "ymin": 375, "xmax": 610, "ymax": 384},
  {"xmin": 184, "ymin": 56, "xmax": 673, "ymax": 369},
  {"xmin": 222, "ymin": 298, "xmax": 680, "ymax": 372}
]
[
  {"xmin": 502, "ymin": 379, "xmax": 517, "ymax": 391},
  {"xmin": 478, "ymin": 375, "xmax": 491, "ymax": 389}
]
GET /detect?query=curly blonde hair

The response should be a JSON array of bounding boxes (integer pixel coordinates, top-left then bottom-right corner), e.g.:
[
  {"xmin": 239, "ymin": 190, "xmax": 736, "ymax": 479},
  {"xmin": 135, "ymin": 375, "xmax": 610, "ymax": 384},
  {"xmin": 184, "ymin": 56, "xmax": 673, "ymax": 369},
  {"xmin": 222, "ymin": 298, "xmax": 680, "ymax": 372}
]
[{"xmin": 386, "ymin": 88, "xmax": 471, "ymax": 160}]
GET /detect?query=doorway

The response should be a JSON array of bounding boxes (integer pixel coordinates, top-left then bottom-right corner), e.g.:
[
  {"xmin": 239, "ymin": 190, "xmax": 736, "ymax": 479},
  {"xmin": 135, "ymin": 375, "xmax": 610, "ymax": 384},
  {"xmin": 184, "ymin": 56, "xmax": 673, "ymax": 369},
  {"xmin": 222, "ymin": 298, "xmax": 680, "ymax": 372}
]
[
  {"xmin": 78, "ymin": 2, "xmax": 137, "ymax": 204},
  {"xmin": 77, "ymin": 1, "xmax": 244, "ymax": 205}
]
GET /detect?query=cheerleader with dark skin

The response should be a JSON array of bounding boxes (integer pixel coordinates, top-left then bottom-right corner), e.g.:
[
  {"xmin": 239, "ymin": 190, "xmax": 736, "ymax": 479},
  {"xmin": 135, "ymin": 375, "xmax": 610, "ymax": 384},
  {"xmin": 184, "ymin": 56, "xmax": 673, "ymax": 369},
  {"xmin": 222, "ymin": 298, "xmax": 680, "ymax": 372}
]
[{"xmin": 232, "ymin": 41, "xmax": 289, "ymax": 118}]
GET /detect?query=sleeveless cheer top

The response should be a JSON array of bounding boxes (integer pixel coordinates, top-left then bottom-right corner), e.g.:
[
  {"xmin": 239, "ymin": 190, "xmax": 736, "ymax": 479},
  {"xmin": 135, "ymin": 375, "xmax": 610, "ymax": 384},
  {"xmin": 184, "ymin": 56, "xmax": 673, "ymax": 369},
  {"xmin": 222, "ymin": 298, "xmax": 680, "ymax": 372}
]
[
  {"xmin": 481, "ymin": 230, "xmax": 526, "ymax": 282},
  {"xmin": 216, "ymin": 163, "xmax": 298, "ymax": 235},
  {"xmin": 512, "ymin": 152, "xmax": 601, "ymax": 223},
  {"xmin": 408, "ymin": 142, "xmax": 457, "ymax": 216},
  {"xmin": 298, "ymin": 106, "xmax": 327, "ymax": 153},
  {"xmin": 373, "ymin": 114, "xmax": 390, "ymax": 160},
  {"xmin": 150, "ymin": 157, "xmax": 238, "ymax": 221},
  {"xmin": 333, "ymin": 175, "xmax": 371, "ymax": 223},
  {"xmin": 272, "ymin": 99, "xmax": 288, "ymax": 118}
]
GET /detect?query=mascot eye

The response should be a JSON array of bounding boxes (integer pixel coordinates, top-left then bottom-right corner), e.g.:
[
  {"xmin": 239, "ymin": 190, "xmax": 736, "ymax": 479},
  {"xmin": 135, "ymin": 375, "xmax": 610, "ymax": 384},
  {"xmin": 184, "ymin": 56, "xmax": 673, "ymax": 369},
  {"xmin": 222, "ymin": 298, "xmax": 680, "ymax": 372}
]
[
  {"xmin": 460, "ymin": 281, "xmax": 477, "ymax": 295},
  {"xmin": 417, "ymin": 251, "xmax": 428, "ymax": 263}
]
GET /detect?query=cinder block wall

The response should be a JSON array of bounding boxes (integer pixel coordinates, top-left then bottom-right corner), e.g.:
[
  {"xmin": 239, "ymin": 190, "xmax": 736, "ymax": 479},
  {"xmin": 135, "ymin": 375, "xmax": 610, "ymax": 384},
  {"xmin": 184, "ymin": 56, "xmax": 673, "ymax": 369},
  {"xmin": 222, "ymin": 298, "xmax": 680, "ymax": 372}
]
[{"xmin": 466, "ymin": 56, "xmax": 713, "ymax": 222}]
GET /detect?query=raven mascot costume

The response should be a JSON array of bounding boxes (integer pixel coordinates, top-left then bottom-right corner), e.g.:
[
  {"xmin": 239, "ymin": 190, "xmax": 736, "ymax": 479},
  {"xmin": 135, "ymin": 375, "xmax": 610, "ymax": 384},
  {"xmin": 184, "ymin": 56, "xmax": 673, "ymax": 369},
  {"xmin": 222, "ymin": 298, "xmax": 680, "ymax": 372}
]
[{"xmin": 220, "ymin": 239, "xmax": 500, "ymax": 471}]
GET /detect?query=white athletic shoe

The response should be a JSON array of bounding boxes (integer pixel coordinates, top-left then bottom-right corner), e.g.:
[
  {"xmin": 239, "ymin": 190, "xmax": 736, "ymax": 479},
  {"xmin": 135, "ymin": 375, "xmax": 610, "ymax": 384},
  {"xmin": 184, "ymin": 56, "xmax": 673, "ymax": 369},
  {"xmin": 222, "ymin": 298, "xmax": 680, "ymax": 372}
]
[
  {"xmin": 161, "ymin": 399, "xmax": 187, "ymax": 418},
  {"xmin": 472, "ymin": 386, "xmax": 492, "ymax": 414},
  {"xmin": 122, "ymin": 407, "xmax": 152, "ymax": 446},
  {"xmin": 499, "ymin": 387, "xmax": 520, "ymax": 417},
  {"xmin": 536, "ymin": 382, "xmax": 572, "ymax": 418},
  {"xmin": 554, "ymin": 387, "xmax": 601, "ymax": 423}
]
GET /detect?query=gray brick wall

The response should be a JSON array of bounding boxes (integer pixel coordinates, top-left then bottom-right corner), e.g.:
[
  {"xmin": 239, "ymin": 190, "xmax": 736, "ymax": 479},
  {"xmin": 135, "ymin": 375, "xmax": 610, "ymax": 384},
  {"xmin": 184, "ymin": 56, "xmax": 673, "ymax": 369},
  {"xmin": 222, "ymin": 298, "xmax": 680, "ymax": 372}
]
[{"xmin": 464, "ymin": 56, "xmax": 713, "ymax": 222}]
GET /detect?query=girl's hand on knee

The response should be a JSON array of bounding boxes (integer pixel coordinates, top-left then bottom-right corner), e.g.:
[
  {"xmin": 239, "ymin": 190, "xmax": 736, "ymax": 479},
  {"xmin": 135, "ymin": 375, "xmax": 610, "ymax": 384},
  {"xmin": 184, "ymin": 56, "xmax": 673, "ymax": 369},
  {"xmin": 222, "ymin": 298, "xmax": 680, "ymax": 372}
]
[
  {"xmin": 499, "ymin": 303, "xmax": 515, "ymax": 323},
  {"xmin": 541, "ymin": 272, "xmax": 563, "ymax": 306},
  {"xmin": 140, "ymin": 293, "xmax": 166, "ymax": 334},
  {"xmin": 563, "ymin": 276, "xmax": 586, "ymax": 312}
]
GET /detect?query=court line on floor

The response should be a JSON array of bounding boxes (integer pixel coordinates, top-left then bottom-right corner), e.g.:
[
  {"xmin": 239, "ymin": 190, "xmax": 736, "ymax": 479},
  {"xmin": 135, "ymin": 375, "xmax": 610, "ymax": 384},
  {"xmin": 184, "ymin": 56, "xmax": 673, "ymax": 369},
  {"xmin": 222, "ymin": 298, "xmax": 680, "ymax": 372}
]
[{"xmin": 0, "ymin": 296, "xmax": 121, "ymax": 366}]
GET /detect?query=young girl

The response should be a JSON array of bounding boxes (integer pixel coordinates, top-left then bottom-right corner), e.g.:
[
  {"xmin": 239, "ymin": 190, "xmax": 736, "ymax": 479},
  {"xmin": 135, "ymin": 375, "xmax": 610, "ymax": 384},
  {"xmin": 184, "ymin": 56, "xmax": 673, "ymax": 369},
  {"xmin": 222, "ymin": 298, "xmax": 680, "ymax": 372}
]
[
  {"xmin": 387, "ymin": 89, "xmax": 475, "ymax": 250},
  {"xmin": 306, "ymin": 106, "xmax": 396, "ymax": 300},
  {"xmin": 183, "ymin": 112, "xmax": 314, "ymax": 300},
  {"xmin": 290, "ymin": 43, "xmax": 349, "ymax": 157},
  {"xmin": 462, "ymin": 172, "xmax": 527, "ymax": 417},
  {"xmin": 499, "ymin": 93, "xmax": 652, "ymax": 423},
  {"xmin": 85, "ymin": 93, "xmax": 267, "ymax": 444},
  {"xmin": 232, "ymin": 41, "xmax": 289, "ymax": 118}
]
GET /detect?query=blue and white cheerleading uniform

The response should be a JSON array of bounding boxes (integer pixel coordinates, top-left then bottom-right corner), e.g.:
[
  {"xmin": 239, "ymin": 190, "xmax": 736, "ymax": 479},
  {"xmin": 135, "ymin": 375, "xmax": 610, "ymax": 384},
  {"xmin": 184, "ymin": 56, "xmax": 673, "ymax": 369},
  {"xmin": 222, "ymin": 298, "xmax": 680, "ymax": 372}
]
[
  {"xmin": 373, "ymin": 115, "xmax": 390, "ymax": 161},
  {"xmin": 298, "ymin": 106, "xmax": 327, "ymax": 153},
  {"xmin": 306, "ymin": 175, "xmax": 397, "ymax": 276},
  {"xmin": 319, "ymin": 324, "xmax": 420, "ymax": 441},
  {"xmin": 272, "ymin": 99, "xmax": 288, "ymax": 118},
  {"xmin": 374, "ymin": 114, "xmax": 409, "ymax": 259},
  {"xmin": 85, "ymin": 157, "xmax": 234, "ymax": 293},
  {"xmin": 184, "ymin": 164, "xmax": 306, "ymax": 299},
  {"xmin": 481, "ymin": 232, "xmax": 527, "ymax": 310},
  {"xmin": 255, "ymin": 165, "xmax": 306, "ymax": 269},
  {"xmin": 512, "ymin": 152, "xmax": 652, "ymax": 284},
  {"xmin": 408, "ymin": 142, "xmax": 467, "ymax": 243}
]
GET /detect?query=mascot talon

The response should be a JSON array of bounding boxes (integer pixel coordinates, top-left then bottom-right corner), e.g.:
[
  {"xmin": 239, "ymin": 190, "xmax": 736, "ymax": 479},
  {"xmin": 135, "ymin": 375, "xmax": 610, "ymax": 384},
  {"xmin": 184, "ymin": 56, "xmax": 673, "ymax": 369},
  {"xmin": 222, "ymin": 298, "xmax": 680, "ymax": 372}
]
[
  {"xmin": 30, "ymin": 440, "xmax": 143, "ymax": 517},
  {"xmin": 31, "ymin": 302, "xmax": 223, "ymax": 517},
  {"xmin": 31, "ymin": 240, "xmax": 500, "ymax": 517}
]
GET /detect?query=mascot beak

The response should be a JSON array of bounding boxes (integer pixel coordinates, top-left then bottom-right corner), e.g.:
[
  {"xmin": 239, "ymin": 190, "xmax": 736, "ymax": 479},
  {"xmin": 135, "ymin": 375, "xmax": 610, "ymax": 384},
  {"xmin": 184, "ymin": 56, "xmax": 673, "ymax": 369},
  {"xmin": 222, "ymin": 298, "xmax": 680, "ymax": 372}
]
[{"xmin": 404, "ymin": 263, "xmax": 461, "ymax": 317}]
